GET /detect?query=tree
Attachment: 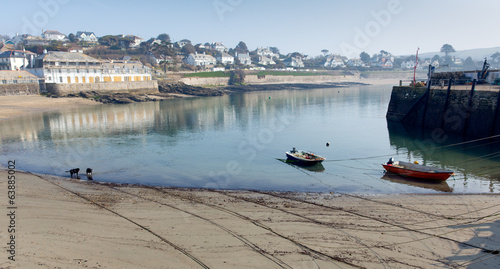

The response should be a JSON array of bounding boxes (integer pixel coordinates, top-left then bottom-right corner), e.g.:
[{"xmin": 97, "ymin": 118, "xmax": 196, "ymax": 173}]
[
  {"xmin": 431, "ymin": 54, "xmax": 440, "ymax": 63},
  {"xmin": 99, "ymin": 35, "xmax": 119, "ymax": 46},
  {"xmin": 269, "ymin": 47, "xmax": 280, "ymax": 55},
  {"xmin": 463, "ymin": 57, "xmax": 477, "ymax": 69},
  {"xmin": 360, "ymin": 51, "xmax": 370, "ymax": 64},
  {"xmin": 289, "ymin": 52, "xmax": 303, "ymax": 58},
  {"xmin": 234, "ymin": 41, "xmax": 249, "ymax": 54},
  {"xmin": 157, "ymin": 33, "xmax": 170, "ymax": 43},
  {"xmin": 68, "ymin": 33, "xmax": 77, "ymax": 43},
  {"xmin": 440, "ymin": 44, "xmax": 455, "ymax": 57},
  {"xmin": 229, "ymin": 69, "xmax": 245, "ymax": 85},
  {"xmin": 321, "ymin": 49, "xmax": 329, "ymax": 56},
  {"xmin": 181, "ymin": 43, "xmax": 196, "ymax": 55}
]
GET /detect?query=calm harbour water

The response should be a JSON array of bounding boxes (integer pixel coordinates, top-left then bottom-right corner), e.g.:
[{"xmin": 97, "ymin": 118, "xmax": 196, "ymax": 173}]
[{"xmin": 1, "ymin": 84, "xmax": 499, "ymax": 194}]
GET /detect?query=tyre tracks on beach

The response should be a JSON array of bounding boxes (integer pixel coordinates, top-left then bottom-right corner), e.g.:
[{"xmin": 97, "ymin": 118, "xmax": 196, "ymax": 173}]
[{"xmin": 30, "ymin": 172, "xmax": 357, "ymax": 268}]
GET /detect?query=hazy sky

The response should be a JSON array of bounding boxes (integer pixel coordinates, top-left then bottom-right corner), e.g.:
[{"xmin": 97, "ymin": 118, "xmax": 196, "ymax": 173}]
[{"xmin": 2, "ymin": 0, "xmax": 499, "ymax": 58}]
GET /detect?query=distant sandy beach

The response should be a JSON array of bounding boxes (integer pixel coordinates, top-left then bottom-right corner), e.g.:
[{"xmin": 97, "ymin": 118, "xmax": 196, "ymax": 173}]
[
  {"xmin": 1, "ymin": 170, "xmax": 498, "ymax": 268},
  {"xmin": 0, "ymin": 95, "xmax": 100, "ymax": 121}
]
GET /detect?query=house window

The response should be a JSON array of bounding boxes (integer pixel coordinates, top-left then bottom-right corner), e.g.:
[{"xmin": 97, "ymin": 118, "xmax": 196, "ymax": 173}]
[
  {"xmin": 59, "ymin": 77, "xmax": 63, "ymax": 83},
  {"xmin": 1, "ymin": 80, "xmax": 6, "ymax": 84}
]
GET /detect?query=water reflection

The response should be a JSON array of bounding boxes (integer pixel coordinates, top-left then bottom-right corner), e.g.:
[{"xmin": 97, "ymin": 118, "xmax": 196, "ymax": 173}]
[
  {"xmin": 277, "ymin": 158, "xmax": 326, "ymax": 172},
  {"xmin": 381, "ymin": 173, "xmax": 453, "ymax": 193},
  {"xmin": 0, "ymin": 85, "xmax": 498, "ymax": 193},
  {"xmin": 387, "ymin": 121, "xmax": 500, "ymax": 192}
]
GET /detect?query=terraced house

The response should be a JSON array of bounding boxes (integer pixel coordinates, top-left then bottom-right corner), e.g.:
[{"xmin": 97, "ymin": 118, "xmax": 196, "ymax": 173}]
[{"xmin": 28, "ymin": 51, "xmax": 152, "ymax": 84}]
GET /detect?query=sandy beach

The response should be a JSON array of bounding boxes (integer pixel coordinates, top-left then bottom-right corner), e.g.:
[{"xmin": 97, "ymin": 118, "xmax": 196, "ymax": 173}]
[
  {"xmin": 0, "ymin": 95, "xmax": 100, "ymax": 121},
  {"xmin": 1, "ymin": 86, "xmax": 499, "ymax": 268},
  {"xmin": 1, "ymin": 170, "xmax": 499, "ymax": 268}
]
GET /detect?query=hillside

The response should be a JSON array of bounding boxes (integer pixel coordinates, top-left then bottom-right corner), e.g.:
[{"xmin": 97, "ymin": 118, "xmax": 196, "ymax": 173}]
[{"xmin": 416, "ymin": 46, "xmax": 500, "ymax": 61}]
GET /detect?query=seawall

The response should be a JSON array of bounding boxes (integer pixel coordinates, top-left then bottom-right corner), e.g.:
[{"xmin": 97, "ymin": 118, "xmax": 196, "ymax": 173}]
[
  {"xmin": 180, "ymin": 74, "xmax": 360, "ymax": 86},
  {"xmin": 0, "ymin": 83, "xmax": 40, "ymax": 95},
  {"xmin": 45, "ymin": 80, "xmax": 159, "ymax": 95},
  {"xmin": 386, "ymin": 85, "xmax": 500, "ymax": 137}
]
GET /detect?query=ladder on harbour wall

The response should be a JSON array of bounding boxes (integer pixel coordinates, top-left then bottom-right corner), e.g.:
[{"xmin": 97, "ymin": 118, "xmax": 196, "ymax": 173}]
[{"xmin": 387, "ymin": 79, "xmax": 500, "ymax": 138}]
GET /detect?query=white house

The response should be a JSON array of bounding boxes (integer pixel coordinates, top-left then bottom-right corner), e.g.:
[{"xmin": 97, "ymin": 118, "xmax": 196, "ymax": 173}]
[
  {"xmin": 400, "ymin": 60, "xmax": 416, "ymax": 69},
  {"xmin": 256, "ymin": 47, "xmax": 278, "ymax": 59},
  {"xmin": 381, "ymin": 59, "xmax": 393, "ymax": 68},
  {"xmin": 0, "ymin": 50, "xmax": 34, "ymax": 70},
  {"xmin": 211, "ymin": 42, "xmax": 228, "ymax": 52},
  {"xmin": 126, "ymin": 35, "xmax": 144, "ymax": 47},
  {"xmin": 324, "ymin": 54, "xmax": 346, "ymax": 68},
  {"xmin": 186, "ymin": 53, "xmax": 216, "ymax": 66},
  {"xmin": 101, "ymin": 61, "xmax": 153, "ymax": 82},
  {"xmin": 27, "ymin": 51, "xmax": 151, "ymax": 84},
  {"xmin": 216, "ymin": 52, "xmax": 234, "ymax": 65},
  {"xmin": 42, "ymin": 30, "xmax": 67, "ymax": 41},
  {"xmin": 76, "ymin": 31, "xmax": 98, "ymax": 43},
  {"xmin": 258, "ymin": 55, "xmax": 275, "ymax": 65},
  {"xmin": 175, "ymin": 40, "xmax": 191, "ymax": 48},
  {"xmin": 236, "ymin": 53, "xmax": 252, "ymax": 66},
  {"xmin": 346, "ymin": 58, "xmax": 365, "ymax": 67},
  {"xmin": 283, "ymin": 56, "xmax": 304, "ymax": 68}
]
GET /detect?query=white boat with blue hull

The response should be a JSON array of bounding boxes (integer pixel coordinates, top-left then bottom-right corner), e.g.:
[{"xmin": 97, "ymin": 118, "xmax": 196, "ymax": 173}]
[{"xmin": 285, "ymin": 148, "xmax": 325, "ymax": 165}]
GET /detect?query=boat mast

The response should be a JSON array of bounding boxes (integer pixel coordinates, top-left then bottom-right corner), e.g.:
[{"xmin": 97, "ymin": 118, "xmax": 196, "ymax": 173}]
[{"xmin": 413, "ymin": 47, "xmax": 419, "ymax": 84}]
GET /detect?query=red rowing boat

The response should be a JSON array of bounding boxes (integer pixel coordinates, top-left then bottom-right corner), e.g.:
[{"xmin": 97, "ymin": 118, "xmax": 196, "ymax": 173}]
[{"xmin": 382, "ymin": 160, "xmax": 454, "ymax": 181}]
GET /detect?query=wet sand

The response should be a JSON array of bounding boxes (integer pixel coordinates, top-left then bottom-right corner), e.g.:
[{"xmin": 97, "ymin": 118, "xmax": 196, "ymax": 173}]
[
  {"xmin": 1, "ymin": 170, "xmax": 499, "ymax": 268},
  {"xmin": 0, "ymin": 95, "xmax": 100, "ymax": 120}
]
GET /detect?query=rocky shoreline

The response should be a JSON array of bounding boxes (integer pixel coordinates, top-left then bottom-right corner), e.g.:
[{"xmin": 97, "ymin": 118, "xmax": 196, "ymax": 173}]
[{"xmin": 51, "ymin": 81, "xmax": 369, "ymax": 104}]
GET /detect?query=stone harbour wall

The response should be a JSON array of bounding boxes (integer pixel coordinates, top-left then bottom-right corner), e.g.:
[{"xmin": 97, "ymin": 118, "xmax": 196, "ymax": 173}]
[
  {"xmin": 387, "ymin": 85, "xmax": 500, "ymax": 138},
  {"xmin": 0, "ymin": 83, "xmax": 40, "ymax": 95},
  {"xmin": 45, "ymin": 80, "xmax": 159, "ymax": 96},
  {"xmin": 180, "ymin": 74, "xmax": 360, "ymax": 86}
]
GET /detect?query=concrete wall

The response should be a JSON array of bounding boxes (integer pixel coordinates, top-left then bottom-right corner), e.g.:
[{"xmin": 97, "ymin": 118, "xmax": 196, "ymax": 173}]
[
  {"xmin": 45, "ymin": 80, "xmax": 159, "ymax": 95},
  {"xmin": 387, "ymin": 86, "xmax": 500, "ymax": 137},
  {"xmin": 0, "ymin": 83, "xmax": 40, "ymax": 95},
  {"xmin": 180, "ymin": 74, "xmax": 359, "ymax": 86}
]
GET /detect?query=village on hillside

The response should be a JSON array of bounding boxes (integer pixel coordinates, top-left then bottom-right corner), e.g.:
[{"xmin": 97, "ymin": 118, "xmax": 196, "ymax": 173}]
[{"xmin": 1, "ymin": 30, "xmax": 500, "ymax": 91}]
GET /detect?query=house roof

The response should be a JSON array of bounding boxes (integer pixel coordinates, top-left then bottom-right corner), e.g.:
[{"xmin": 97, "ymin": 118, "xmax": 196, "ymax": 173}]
[
  {"xmin": 0, "ymin": 70, "xmax": 39, "ymax": 80},
  {"xmin": 44, "ymin": 30, "xmax": 66, "ymax": 36},
  {"xmin": 39, "ymin": 51, "xmax": 100, "ymax": 63},
  {"xmin": 76, "ymin": 31, "xmax": 96, "ymax": 37},
  {"xmin": 190, "ymin": 53, "xmax": 216, "ymax": 60},
  {"xmin": 0, "ymin": 50, "xmax": 28, "ymax": 58},
  {"xmin": 217, "ymin": 52, "xmax": 233, "ymax": 58},
  {"xmin": 237, "ymin": 53, "xmax": 251, "ymax": 58}
]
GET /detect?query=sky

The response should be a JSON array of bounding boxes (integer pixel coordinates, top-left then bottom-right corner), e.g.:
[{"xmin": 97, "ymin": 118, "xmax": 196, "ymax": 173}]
[{"xmin": 2, "ymin": 0, "xmax": 500, "ymax": 58}]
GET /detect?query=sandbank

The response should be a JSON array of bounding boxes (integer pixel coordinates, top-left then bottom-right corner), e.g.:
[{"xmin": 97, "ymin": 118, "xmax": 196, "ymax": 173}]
[{"xmin": 0, "ymin": 95, "xmax": 100, "ymax": 121}]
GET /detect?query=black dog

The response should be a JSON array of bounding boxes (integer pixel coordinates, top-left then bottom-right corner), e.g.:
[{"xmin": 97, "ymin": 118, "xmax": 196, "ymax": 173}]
[
  {"xmin": 86, "ymin": 168, "xmax": 93, "ymax": 180},
  {"xmin": 66, "ymin": 168, "xmax": 80, "ymax": 179}
]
